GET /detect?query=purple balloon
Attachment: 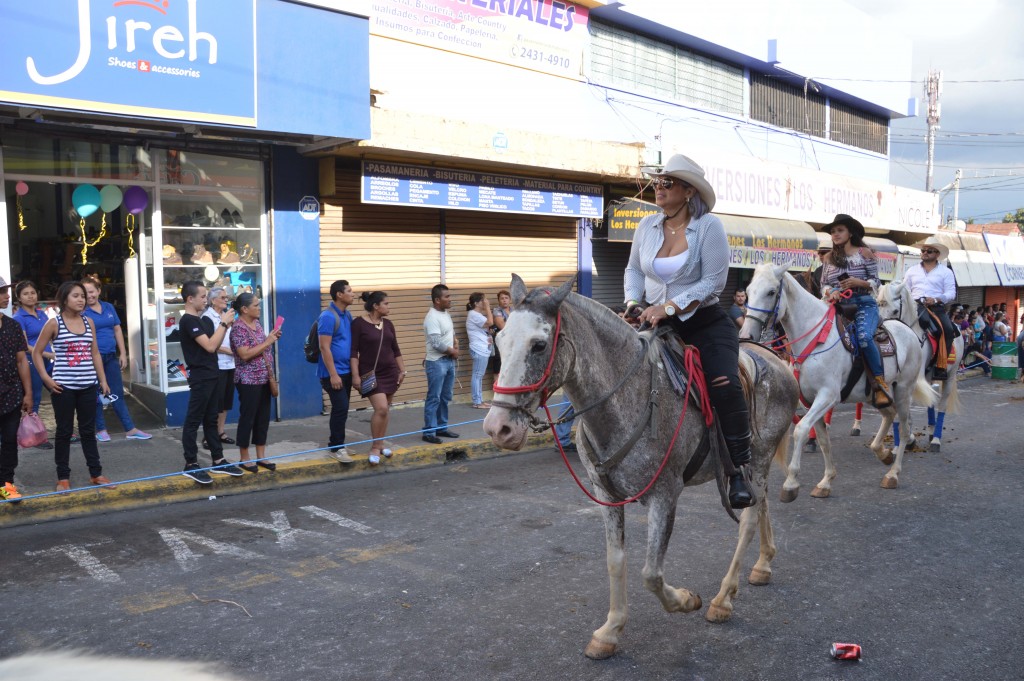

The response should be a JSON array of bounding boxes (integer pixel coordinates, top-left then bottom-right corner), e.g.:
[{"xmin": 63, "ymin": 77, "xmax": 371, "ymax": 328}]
[{"xmin": 123, "ymin": 186, "xmax": 149, "ymax": 215}]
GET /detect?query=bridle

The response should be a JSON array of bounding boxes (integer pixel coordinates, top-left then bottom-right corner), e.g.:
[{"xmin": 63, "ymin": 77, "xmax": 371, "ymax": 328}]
[
  {"xmin": 743, "ymin": 279, "xmax": 784, "ymax": 332},
  {"xmin": 491, "ymin": 312, "xmax": 566, "ymax": 429}
]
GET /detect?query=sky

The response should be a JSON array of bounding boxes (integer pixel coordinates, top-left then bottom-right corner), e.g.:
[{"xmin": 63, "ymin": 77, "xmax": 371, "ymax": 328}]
[{"xmin": 845, "ymin": 0, "xmax": 1024, "ymax": 225}]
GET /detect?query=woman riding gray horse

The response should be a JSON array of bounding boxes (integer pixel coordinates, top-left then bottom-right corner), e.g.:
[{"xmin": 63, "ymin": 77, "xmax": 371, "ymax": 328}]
[{"xmin": 625, "ymin": 154, "xmax": 753, "ymax": 509}]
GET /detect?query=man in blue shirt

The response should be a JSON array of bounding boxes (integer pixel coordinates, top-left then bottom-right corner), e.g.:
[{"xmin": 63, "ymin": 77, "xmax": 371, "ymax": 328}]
[{"xmin": 318, "ymin": 280, "xmax": 354, "ymax": 462}]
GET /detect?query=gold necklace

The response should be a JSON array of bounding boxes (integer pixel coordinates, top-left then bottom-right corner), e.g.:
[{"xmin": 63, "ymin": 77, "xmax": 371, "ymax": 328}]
[
  {"xmin": 368, "ymin": 316, "xmax": 383, "ymax": 330},
  {"xmin": 663, "ymin": 206, "xmax": 687, "ymax": 235}
]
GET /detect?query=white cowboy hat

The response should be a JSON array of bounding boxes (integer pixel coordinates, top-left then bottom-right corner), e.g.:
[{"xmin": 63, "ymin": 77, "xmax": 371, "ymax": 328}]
[
  {"xmin": 650, "ymin": 154, "xmax": 716, "ymax": 211},
  {"xmin": 910, "ymin": 236, "xmax": 949, "ymax": 260}
]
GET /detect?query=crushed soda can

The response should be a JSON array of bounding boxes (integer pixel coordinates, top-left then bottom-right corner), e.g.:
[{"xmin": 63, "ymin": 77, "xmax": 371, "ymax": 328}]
[{"xmin": 830, "ymin": 642, "xmax": 861, "ymax": 660}]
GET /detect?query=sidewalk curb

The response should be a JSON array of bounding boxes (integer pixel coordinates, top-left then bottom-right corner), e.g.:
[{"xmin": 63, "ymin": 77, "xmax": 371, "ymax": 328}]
[{"xmin": 0, "ymin": 432, "xmax": 555, "ymax": 529}]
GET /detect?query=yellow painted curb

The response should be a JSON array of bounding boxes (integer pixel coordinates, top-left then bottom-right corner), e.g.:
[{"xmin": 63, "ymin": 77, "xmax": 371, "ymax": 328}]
[{"xmin": 0, "ymin": 433, "xmax": 554, "ymax": 529}]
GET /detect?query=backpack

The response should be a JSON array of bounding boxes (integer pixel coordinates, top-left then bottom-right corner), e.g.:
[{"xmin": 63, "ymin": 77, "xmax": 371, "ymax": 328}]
[{"xmin": 304, "ymin": 308, "xmax": 341, "ymax": 364}]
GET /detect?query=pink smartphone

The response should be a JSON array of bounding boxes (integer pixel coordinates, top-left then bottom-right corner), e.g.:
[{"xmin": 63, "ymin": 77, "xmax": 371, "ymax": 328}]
[{"xmin": 274, "ymin": 315, "xmax": 284, "ymax": 331}]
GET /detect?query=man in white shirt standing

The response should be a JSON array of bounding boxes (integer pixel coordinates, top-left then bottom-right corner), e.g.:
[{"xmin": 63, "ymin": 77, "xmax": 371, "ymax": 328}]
[
  {"xmin": 422, "ymin": 284, "xmax": 460, "ymax": 444},
  {"xmin": 904, "ymin": 237, "xmax": 957, "ymax": 380}
]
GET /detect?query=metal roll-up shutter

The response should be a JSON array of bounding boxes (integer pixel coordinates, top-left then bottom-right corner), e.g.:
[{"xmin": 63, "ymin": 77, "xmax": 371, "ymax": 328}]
[
  {"xmin": 321, "ymin": 166, "xmax": 442, "ymax": 403},
  {"xmin": 591, "ymin": 239, "xmax": 631, "ymax": 308},
  {"xmin": 957, "ymin": 287, "xmax": 984, "ymax": 311},
  {"xmin": 444, "ymin": 211, "xmax": 577, "ymax": 399}
]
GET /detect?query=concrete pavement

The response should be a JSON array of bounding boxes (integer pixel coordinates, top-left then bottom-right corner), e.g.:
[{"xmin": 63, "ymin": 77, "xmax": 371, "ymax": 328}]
[{"xmin": 0, "ymin": 394, "xmax": 560, "ymax": 528}]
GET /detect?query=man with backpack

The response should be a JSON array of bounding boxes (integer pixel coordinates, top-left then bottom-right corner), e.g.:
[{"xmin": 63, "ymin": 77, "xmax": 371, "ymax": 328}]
[{"xmin": 312, "ymin": 280, "xmax": 354, "ymax": 462}]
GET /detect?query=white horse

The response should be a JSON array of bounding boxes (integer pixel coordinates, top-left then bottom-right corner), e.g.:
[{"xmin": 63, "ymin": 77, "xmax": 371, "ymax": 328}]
[
  {"xmin": 740, "ymin": 264, "xmax": 937, "ymax": 498},
  {"xmin": 877, "ymin": 280, "xmax": 963, "ymax": 452}
]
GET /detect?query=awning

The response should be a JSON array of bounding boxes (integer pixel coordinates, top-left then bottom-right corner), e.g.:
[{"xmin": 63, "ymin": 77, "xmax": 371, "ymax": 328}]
[
  {"xmin": 718, "ymin": 215, "xmax": 819, "ymax": 271},
  {"xmin": 933, "ymin": 232, "xmax": 1002, "ymax": 287}
]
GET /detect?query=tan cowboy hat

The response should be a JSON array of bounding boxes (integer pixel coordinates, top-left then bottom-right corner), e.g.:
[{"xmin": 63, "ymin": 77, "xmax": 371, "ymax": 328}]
[
  {"xmin": 650, "ymin": 154, "xmax": 716, "ymax": 211},
  {"xmin": 910, "ymin": 236, "xmax": 949, "ymax": 260}
]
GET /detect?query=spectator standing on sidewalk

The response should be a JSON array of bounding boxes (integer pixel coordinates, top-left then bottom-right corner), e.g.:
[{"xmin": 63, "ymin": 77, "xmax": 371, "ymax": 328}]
[
  {"xmin": 82, "ymin": 275, "xmax": 151, "ymax": 442},
  {"xmin": 0, "ymin": 276, "xmax": 33, "ymax": 501},
  {"xmin": 177, "ymin": 281, "xmax": 244, "ymax": 484},
  {"xmin": 422, "ymin": 284, "xmax": 460, "ymax": 444},
  {"xmin": 202, "ymin": 287, "xmax": 236, "ymax": 450},
  {"xmin": 351, "ymin": 291, "xmax": 406, "ymax": 465},
  {"xmin": 13, "ymin": 281, "xmax": 53, "ymax": 445},
  {"xmin": 318, "ymin": 280, "xmax": 355, "ymax": 463},
  {"xmin": 32, "ymin": 281, "xmax": 113, "ymax": 491},
  {"xmin": 230, "ymin": 292, "xmax": 281, "ymax": 473},
  {"xmin": 489, "ymin": 289, "xmax": 513, "ymax": 377},
  {"xmin": 466, "ymin": 292, "xmax": 494, "ymax": 409}
]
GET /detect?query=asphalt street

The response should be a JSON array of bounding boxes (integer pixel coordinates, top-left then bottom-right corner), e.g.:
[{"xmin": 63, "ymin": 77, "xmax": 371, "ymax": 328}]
[{"xmin": 1, "ymin": 375, "xmax": 1021, "ymax": 680}]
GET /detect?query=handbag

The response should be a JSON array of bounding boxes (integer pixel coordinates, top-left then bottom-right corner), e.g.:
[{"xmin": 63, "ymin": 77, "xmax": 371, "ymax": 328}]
[
  {"xmin": 18, "ymin": 412, "xmax": 48, "ymax": 449},
  {"xmin": 264, "ymin": 349, "xmax": 279, "ymax": 397},
  {"xmin": 359, "ymin": 319, "xmax": 385, "ymax": 397}
]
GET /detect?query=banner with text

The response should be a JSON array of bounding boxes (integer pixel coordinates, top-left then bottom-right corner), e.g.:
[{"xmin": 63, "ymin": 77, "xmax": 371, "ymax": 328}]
[
  {"xmin": 366, "ymin": 0, "xmax": 589, "ymax": 79},
  {"xmin": 607, "ymin": 198, "xmax": 660, "ymax": 242},
  {"xmin": 362, "ymin": 161, "xmax": 603, "ymax": 217},
  {"xmin": 0, "ymin": 0, "xmax": 257, "ymax": 126},
  {"xmin": 983, "ymin": 233, "xmax": 1024, "ymax": 286}
]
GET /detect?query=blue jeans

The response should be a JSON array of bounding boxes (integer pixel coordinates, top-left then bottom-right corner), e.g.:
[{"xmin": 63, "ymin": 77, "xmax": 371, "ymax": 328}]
[
  {"xmin": 470, "ymin": 351, "xmax": 490, "ymax": 405},
  {"xmin": 554, "ymin": 404, "xmax": 575, "ymax": 447},
  {"xmin": 423, "ymin": 357, "xmax": 456, "ymax": 434},
  {"xmin": 95, "ymin": 353, "xmax": 135, "ymax": 432},
  {"xmin": 851, "ymin": 294, "xmax": 884, "ymax": 376},
  {"xmin": 27, "ymin": 357, "xmax": 51, "ymax": 414}
]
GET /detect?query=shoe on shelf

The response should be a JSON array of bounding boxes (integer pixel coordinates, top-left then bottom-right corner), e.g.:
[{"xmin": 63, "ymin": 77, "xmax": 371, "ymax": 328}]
[
  {"xmin": 436, "ymin": 430, "xmax": 460, "ymax": 438},
  {"xmin": 328, "ymin": 448, "xmax": 354, "ymax": 464},
  {"xmin": 36, "ymin": 441, "xmax": 53, "ymax": 450},
  {"xmin": 210, "ymin": 459, "xmax": 244, "ymax": 477},
  {"xmin": 182, "ymin": 463, "xmax": 213, "ymax": 484},
  {"xmin": 90, "ymin": 475, "xmax": 117, "ymax": 489},
  {"xmin": 55, "ymin": 479, "xmax": 71, "ymax": 492},
  {"xmin": 1, "ymin": 482, "xmax": 22, "ymax": 502},
  {"xmin": 96, "ymin": 430, "xmax": 112, "ymax": 443},
  {"xmin": 126, "ymin": 430, "xmax": 153, "ymax": 440},
  {"xmin": 219, "ymin": 434, "xmax": 236, "ymax": 445},
  {"xmin": 239, "ymin": 463, "xmax": 259, "ymax": 474},
  {"xmin": 422, "ymin": 434, "xmax": 443, "ymax": 445}
]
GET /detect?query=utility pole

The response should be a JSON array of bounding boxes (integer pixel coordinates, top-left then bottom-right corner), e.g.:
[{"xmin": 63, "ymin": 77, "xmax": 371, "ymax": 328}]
[
  {"xmin": 952, "ymin": 168, "xmax": 961, "ymax": 226},
  {"xmin": 924, "ymin": 69, "xmax": 942, "ymax": 192}
]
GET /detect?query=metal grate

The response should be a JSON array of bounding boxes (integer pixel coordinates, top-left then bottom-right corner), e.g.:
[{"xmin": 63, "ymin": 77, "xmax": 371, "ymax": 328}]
[
  {"xmin": 829, "ymin": 100, "xmax": 889, "ymax": 155},
  {"xmin": 750, "ymin": 73, "xmax": 826, "ymax": 138},
  {"xmin": 590, "ymin": 20, "xmax": 744, "ymax": 115}
]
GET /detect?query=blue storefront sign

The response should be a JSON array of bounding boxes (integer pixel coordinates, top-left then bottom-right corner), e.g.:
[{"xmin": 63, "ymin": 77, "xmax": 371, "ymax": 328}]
[
  {"xmin": 361, "ymin": 161, "xmax": 604, "ymax": 218},
  {"xmin": 1, "ymin": 0, "xmax": 257, "ymax": 126}
]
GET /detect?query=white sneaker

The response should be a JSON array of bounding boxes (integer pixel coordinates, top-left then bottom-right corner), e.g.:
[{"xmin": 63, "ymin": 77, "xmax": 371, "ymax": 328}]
[{"xmin": 329, "ymin": 448, "xmax": 354, "ymax": 464}]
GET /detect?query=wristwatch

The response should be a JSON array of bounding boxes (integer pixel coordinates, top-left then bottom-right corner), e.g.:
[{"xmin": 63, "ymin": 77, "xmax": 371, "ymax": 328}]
[
  {"xmin": 219, "ymin": 321, "xmax": 229, "ymax": 329},
  {"xmin": 664, "ymin": 304, "xmax": 677, "ymax": 317}
]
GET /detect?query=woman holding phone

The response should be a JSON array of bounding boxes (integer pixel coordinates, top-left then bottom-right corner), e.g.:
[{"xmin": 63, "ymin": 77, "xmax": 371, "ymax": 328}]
[{"xmin": 229, "ymin": 293, "xmax": 282, "ymax": 472}]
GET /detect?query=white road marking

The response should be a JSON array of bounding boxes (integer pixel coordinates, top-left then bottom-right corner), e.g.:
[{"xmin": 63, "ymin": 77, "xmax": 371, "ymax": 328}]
[
  {"xmin": 300, "ymin": 505, "xmax": 379, "ymax": 535},
  {"xmin": 158, "ymin": 528, "xmax": 264, "ymax": 572},
  {"xmin": 223, "ymin": 510, "xmax": 336, "ymax": 548},
  {"xmin": 24, "ymin": 542, "xmax": 123, "ymax": 583}
]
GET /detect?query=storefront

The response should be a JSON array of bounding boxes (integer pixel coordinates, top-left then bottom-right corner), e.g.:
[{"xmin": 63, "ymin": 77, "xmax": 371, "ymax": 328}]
[
  {"xmin": 932, "ymin": 232, "xmax": 1001, "ymax": 312},
  {"xmin": 317, "ymin": 159, "xmax": 600, "ymax": 403},
  {"xmin": 0, "ymin": 1, "xmax": 370, "ymax": 425},
  {"xmin": 982, "ymin": 232, "xmax": 1024, "ymax": 338}
]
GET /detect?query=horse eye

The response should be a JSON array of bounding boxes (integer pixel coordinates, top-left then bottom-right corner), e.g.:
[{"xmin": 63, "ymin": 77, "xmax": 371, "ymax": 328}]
[
  {"xmin": 531, "ymin": 340, "xmax": 547, "ymax": 353},
  {"xmin": 767, "ymin": 290, "xmax": 775, "ymax": 297}
]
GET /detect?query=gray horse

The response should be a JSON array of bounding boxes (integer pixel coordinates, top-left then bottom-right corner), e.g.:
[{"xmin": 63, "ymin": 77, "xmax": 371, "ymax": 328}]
[{"xmin": 483, "ymin": 275, "xmax": 799, "ymax": 659}]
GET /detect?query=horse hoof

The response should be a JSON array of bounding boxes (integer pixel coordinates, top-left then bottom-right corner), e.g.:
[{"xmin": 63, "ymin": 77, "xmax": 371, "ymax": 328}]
[
  {"xmin": 779, "ymin": 487, "xmax": 799, "ymax": 503},
  {"xmin": 880, "ymin": 476, "xmax": 899, "ymax": 489},
  {"xmin": 584, "ymin": 638, "xmax": 618, "ymax": 660},
  {"xmin": 705, "ymin": 603, "xmax": 733, "ymax": 623},
  {"xmin": 849, "ymin": 427, "xmax": 861, "ymax": 436},
  {"xmin": 748, "ymin": 568, "xmax": 772, "ymax": 586},
  {"xmin": 929, "ymin": 442, "xmax": 941, "ymax": 453},
  {"xmin": 810, "ymin": 486, "xmax": 831, "ymax": 498},
  {"xmin": 804, "ymin": 440, "xmax": 817, "ymax": 453}
]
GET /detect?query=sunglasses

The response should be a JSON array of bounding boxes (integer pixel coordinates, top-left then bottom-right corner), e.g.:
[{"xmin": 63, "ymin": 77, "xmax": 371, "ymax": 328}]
[
  {"xmin": 920, "ymin": 249, "xmax": 941, "ymax": 254},
  {"xmin": 651, "ymin": 178, "xmax": 679, "ymax": 190}
]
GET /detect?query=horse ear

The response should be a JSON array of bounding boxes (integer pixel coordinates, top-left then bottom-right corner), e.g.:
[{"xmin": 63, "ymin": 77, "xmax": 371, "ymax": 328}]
[
  {"xmin": 772, "ymin": 262, "xmax": 792, "ymax": 279},
  {"xmin": 510, "ymin": 274, "xmax": 528, "ymax": 306},
  {"xmin": 549, "ymin": 274, "xmax": 577, "ymax": 306}
]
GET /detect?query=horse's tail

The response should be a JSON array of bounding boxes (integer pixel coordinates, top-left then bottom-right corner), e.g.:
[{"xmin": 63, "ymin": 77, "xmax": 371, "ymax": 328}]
[
  {"xmin": 912, "ymin": 374, "xmax": 939, "ymax": 408},
  {"xmin": 943, "ymin": 375, "xmax": 962, "ymax": 414},
  {"xmin": 773, "ymin": 424, "xmax": 792, "ymax": 470}
]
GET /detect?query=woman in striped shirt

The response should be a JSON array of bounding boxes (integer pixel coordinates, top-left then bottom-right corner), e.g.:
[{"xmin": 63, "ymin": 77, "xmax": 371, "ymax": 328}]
[
  {"xmin": 819, "ymin": 214, "xmax": 891, "ymax": 408},
  {"xmin": 624, "ymin": 154, "xmax": 753, "ymax": 510},
  {"xmin": 32, "ymin": 281, "xmax": 113, "ymax": 491}
]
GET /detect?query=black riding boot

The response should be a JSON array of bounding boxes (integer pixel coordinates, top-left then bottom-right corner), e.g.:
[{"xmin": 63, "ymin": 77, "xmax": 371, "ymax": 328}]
[{"xmin": 720, "ymin": 409, "xmax": 755, "ymax": 509}]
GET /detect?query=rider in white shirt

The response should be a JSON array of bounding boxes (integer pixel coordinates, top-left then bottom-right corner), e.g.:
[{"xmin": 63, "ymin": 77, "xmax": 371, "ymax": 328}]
[{"xmin": 903, "ymin": 238, "xmax": 957, "ymax": 379}]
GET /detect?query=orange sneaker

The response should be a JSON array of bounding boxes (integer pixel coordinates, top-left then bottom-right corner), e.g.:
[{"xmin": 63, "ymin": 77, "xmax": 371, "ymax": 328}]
[
  {"xmin": 0, "ymin": 482, "xmax": 22, "ymax": 502},
  {"xmin": 55, "ymin": 480, "xmax": 71, "ymax": 492},
  {"xmin": 90, "ymin": 475, "xmax": 117, "ymax": 490}
]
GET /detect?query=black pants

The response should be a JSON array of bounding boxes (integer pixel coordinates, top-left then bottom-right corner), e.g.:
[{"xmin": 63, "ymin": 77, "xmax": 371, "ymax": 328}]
[
  {"xmin": 667, "ymin": 305, "xmax": 749, "ymax": 439},
  {"xmin": 52, "ymin": 386, "xmax": 102, "ymax": 479},
  {"xmin": 0, "ymin": 406, "xmax": 20, "ymax": 485},
  {"xmin": 321, "ymin": 375, "xmax": 352, "ymax": 451},
  {"xmin": 236, "ymin": 383, "xmax": 271, "ymax": 448},
  {"xmin": 917, "ymin": 303, "xmax": 957, "ymax": 358},
  {"xmin": 183, "ymin": 377, "xmax": 223, "ymax": 465}
]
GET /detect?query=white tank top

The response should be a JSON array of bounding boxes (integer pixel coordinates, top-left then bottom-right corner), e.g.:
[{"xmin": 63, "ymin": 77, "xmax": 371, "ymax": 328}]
[{"xmin": 653, "ymin": 250, "xmax": 690, "ymax": 280}]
